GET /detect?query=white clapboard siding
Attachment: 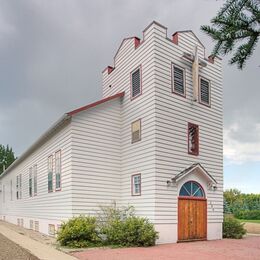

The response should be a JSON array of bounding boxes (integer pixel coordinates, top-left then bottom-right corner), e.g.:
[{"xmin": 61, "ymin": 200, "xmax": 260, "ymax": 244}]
[
  {"xmin": 101, "ymin": 22, "xmax": 161, "ymax": 221},
  {"xmin": 70, "ymin": 98, "xmax": 122, "ymax": 215},
  {"xmin": 153, "ymin": 28, "xmax": 223, "ymax": 224},
  {"xmin": 0, "ymin": 122, "xmax": 73, "ymax": 222}
]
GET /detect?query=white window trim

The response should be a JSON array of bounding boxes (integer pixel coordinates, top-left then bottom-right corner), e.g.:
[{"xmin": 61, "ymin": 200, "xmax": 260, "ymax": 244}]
[{"xmin": 132, "ymin": 174, "xmax": 141, "ymax": 196}]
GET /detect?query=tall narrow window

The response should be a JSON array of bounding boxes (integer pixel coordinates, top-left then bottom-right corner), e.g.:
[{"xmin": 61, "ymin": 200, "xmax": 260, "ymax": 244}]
[
  {"xmin": 16, "ymin": 175, "xmax": 19, "ymax": 199},
  {"xmin": 29, "ymin": 167, "xmax": 32, "ymax": 197},
  {"xmin": 55, "ymin": 151, "xmax": 61, "ymax": 190},
  {"xmin": 172, "ymin": 64, "xmax": 185, "ymax": 96},
  {"xmin": 48, "ymin": 155, "xmax": 53, "ymax": 192},
  {"xmin": 131, "ymin": 174, "xmax": 141, "ymax": 196},
  {"xmin": 3, "ymin": 185, "xmax": 5, "ymax": 203},
  {"xmin": 188, "ymin": 123, "xmax": 199, "ymax": 155},
  {"xmin": 10, "ymin": 180, "xmax": 13, "ymax": 201},
  {"xmin": 131, "ymin": 67, "xmax": 141, "ymax": 99},
  {"xmin": 33, "ymin": 164, "xmax": 37, "ymax": 195},
  {"xmin": 131, "ymin": 119, "xmax": 141, "ymax": 143},
  {"xmin": 199, "ymin": 77, "xmax": 210, "ymax": 106},
  {"xmin": 19, "ymin": 174, "xmax": 22, "ymax": 199}
]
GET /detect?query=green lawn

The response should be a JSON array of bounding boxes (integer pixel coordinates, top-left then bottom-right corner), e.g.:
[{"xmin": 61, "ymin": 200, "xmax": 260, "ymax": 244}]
[{"xmin": 237, "ymin": 219, "xmax": 260, "ymax": 224}]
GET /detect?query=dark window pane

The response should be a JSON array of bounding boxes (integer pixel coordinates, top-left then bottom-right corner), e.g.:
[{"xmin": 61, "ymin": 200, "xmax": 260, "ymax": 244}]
[
  {"xmin": 174, "ymin": 66, "xmax": 184, "ymax": 94},
  {"xmin": 180, "ymin": 186, "xmax": 190, "ymax": 196},
  {"xmin": 200, "ymin": 78, "xmax": 209, "ymax": 104},
  {"xmin": 132, "ymin": 69, "xmax": 141, "ymax": 97},
  {"xmin": 179, "ymin": 181, "xmax": 205, "ymax": 198},
  {"xmin": 193, "ymin": 188, "xmax": 204, "ymax": 197}
]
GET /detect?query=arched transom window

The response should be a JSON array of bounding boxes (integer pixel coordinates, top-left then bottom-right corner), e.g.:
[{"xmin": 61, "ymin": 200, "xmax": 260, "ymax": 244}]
[{"xmin": 179, "ymin": 181, "xmax": 205, "ymax": 198}]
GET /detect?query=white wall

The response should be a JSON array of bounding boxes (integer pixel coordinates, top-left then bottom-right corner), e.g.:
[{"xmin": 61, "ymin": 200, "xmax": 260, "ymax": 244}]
[
  {"xmin": 102, "ymin": 22, "xmax": 223, "ymax": 242},
  {"xmin": 0, "ymin": 122, "xmax": 73, "ymax": 235},
  {"xmin": 153, "ymin": 28, "xmax": 223, "ymax": 236},
  {"xmin": 102, "ymin": 23, "xmax": 159, "ymax": 221},
  {"xmin": 70, "ymin": 98, "xmax": 122, "ymax": 215}
]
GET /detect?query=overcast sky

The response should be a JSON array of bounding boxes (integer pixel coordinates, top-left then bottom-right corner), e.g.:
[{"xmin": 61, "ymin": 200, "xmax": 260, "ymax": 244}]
[{"xmin": 0, "ymin": 0, "xmax": 259, "ymax": 193}]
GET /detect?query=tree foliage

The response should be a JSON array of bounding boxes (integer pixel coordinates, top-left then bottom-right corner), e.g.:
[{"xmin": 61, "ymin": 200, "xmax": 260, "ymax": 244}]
[
  {"xmin": 201, "ymin": 0, "xmax": 260, "ymax": 69},
  {"xmin": 0, "ymin": 144, "xmax": 16, "ymax": 175},
  {"xmin": 224, "ymin": 189, "xmax": 260, "ymax": 215}
]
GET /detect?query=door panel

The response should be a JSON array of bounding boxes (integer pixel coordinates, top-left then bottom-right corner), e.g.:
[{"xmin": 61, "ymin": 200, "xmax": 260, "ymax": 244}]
[{"xmin": 178, "ymin": 198, "xmax": 207, "ymax": 241}]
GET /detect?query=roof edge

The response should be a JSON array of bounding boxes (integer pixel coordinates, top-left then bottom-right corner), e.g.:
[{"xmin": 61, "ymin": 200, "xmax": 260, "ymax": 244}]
[
  {"xmin": 0, "ymin": 92, "xmax": 125, "ymax": 179},
  {"xmin": 67, "ymin": 92, "xmax": 125, "ymax": 116},
  {"xmin": 0, "ymin": 114, "xmax": 71, "ymax": 179}
]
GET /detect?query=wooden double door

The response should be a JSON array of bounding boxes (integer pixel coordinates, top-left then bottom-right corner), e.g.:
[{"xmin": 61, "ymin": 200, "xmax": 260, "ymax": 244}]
[{"xmin": 178, "ymin": 197, "xmax": 207, "ymax": 241}]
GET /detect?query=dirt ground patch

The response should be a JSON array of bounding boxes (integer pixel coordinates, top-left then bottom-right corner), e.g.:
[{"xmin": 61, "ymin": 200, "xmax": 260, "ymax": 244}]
[
  {"xmin": 72, "ymin": 236, "xmax": 260, "ymax": 260},
  {"xmin": 244, "ymin": 222, "xmax": 260, "ymax": 234}
]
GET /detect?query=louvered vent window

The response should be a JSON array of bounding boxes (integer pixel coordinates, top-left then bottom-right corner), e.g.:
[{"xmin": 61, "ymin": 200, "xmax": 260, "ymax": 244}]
[
  {"xmin": 173, "ymin": 65, "xmax": 185, "ymax": 95},
  {"xmin": 200, "ymin": 78, "xmax": 210, "ymax": 105},
  {"xmin": 131, "ymin": 68, "xmax": 141, "ymax": 98},
  {"xmin": 188, "ymin": 123, "xmax": 199, "ymax": 156},
  {"xmin": 131, "ymin": 119, "xmax": 141, "ymax": 143}
]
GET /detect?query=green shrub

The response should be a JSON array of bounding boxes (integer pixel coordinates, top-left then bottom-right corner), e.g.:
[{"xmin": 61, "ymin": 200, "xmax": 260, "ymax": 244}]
[
  {"xmin": 57, "ymin": 203, "xmax": 158, "ymax": 248},
  {"xmin": 102, "ymin": 216, "xmax": 158, "ymax": 247},
  {"xmin": 57, "ymin": 216, "xmax": 101, "ymax": 248},
  {"xmin": 97, "ymin": 203, "xmax": 158, "ymax": 247},
  {"xmin": 234, "ymin": 210, "xmax": 260, "ymax": 220},
  {"xmin": 223, "ymin": 216, "xmax": 246, "ymax": 239}
]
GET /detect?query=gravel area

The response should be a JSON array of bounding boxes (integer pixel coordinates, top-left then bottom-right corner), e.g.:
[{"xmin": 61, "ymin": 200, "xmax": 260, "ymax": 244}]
[{"xmin": 0, "ymin": 233, "xmax": 39, "ymax": 260}]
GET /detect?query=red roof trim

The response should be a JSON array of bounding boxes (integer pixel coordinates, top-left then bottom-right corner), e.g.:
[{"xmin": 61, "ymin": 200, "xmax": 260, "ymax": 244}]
[{"xmin": 67, "ymin": 92, "xmax": 125, "ymax": 116}]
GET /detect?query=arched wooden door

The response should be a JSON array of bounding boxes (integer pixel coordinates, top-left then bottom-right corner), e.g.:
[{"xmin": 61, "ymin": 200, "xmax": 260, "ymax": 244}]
[{"xmin": 178, "ymin": 181, "xmax": 207, "ymax": 241}]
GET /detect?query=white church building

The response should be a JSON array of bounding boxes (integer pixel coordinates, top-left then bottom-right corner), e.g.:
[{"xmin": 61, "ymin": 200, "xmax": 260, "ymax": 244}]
[{"xmin": 0, "ymin": 21, "xmax": 223, "ymax": 244}]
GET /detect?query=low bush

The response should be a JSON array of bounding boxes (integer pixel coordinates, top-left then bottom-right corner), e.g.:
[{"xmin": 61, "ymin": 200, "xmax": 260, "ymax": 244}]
[
  {"xmin": 102, "ymin": 216, "xmax": 158, "ymax": 247},
  {"xmin": 57, "ymin": 216, "xmax": 101, "ymax": 248},
  {"xmin": 223, "ymin": 215, "xmax": 246, "ymax": 239},
  {"xmin": 57, "ymin": 204, "xmax": 159, "ymax": 248},
  {"xmin": 234, "ymin": 210, "xmax": 260, "ymax": 220}
]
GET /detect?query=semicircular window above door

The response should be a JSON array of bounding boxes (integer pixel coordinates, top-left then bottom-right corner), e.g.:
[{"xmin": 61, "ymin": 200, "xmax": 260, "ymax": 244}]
[{"xmin": 179, "ymin": 181, "xmax": 205, "ymax": 198}]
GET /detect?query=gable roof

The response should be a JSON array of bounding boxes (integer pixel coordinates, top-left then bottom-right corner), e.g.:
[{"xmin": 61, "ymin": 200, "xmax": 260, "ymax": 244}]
[
  {"xmin": 0, "ymin": 92, "xmax": 125, "ymax": 179},
  {"xmin": 67, "ymin": 92, "xmax": 124, "ymax": 116},
  {"xmin": 172, "ymin": 163, "xmax": 217, "ymax": 184}
]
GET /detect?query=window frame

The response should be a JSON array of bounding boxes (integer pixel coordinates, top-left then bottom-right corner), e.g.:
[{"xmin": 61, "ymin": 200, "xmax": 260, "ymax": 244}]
[
  {"xmin": 131, "ymin": 119, "xmax": 142, "ymax": 144},
  {"xmin": 29, "ymin": 167, "xmax": 33, "ymax": 197},
  {"xmin": 179, "ymin": 181, "xmax": 205, "ymax": 199},
  {"xmin": 55, "ymin": 150, "xmax": 61, "ymax": 191},
  {"xmin": 131, "ymin": 174, "xmax": 141, "ymax": 196},
  {"xmin": 33, "ymin": 164, "xmax": 37, "ymax": 196},
  {"xmin": 10, "ymin": 180, "xmax": 12, "ymax": 201},
  {"xmin": 199, "ymin": 76, "xmax": 211, "ymax": 107},
  {"xmin": 171, "ymin": 63, "xmax": 186, "ymax": 97},
  {"xmin": 16, "ymin": 175, "xmax": 19, "ymax": 200},
  {"xmin": 188, "ymin": 122, "xmax": 199, "ymax": 156},
  {"xmin": 130, "ymin": 65, "xmax": 142, "ymax": 100},
  {"xmin": 48, "ymin": 155, "xmax": 53, "ymax": 193},
  {"xmin": 3, "ymin": 184, "xmax": 5, "ymax": 203},
  {"xmin": 19, "ymin": 174, "xmax": 22, "ymax": 199}
]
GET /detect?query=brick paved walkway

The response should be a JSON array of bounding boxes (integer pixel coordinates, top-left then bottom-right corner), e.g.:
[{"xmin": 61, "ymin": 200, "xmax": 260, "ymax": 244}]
[{"xmin": 72, "ymin": 236, "xmax": 260, "ymax": 260}]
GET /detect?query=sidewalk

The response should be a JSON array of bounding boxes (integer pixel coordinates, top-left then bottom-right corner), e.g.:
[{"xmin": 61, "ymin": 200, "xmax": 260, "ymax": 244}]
[{"xmin": 0, "ymin": 224, "xmax": 76, "ymax": 260}]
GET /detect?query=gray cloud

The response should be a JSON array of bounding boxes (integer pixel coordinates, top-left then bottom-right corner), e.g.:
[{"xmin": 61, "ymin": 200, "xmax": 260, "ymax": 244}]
[{"xmin": 0, "ymin": 0, "xmax": 259, "ymax": 163}]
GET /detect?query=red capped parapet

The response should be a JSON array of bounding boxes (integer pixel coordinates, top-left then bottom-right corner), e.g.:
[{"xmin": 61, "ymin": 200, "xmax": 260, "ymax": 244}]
[
  {"xmin": 134, "ymin": 37, "xmax": 141, "ymax": 48},
  {"xmin": 102, "ymin": 65, "xmax": 114, "ymax": 75},
  {"xmin": 172, "ymin": 32, "xmax": 178, "ymax": 45}
]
